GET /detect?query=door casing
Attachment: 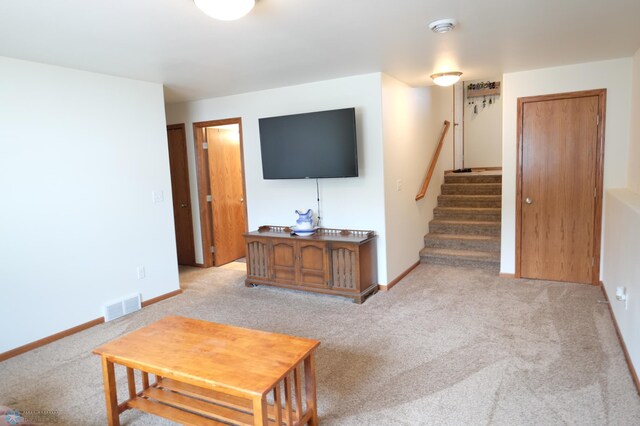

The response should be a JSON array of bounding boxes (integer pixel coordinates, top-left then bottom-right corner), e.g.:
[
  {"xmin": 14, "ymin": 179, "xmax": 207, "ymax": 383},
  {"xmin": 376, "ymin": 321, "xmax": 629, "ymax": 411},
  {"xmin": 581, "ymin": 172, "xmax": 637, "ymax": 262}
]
[
  {"xmin": 453, "ymin": 82, "xmax": 464, "ymax": 170},
  {"xmin": 515, "ymin": 89, "xmax": 606, "ymax": 285}
]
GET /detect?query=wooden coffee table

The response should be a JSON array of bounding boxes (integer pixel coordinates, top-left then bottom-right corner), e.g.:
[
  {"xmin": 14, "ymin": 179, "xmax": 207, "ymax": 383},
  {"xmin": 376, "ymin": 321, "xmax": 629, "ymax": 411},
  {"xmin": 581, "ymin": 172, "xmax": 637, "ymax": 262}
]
[{"xmin": 93, "ymin": 316, "xmax": 320, "ymax": 425}]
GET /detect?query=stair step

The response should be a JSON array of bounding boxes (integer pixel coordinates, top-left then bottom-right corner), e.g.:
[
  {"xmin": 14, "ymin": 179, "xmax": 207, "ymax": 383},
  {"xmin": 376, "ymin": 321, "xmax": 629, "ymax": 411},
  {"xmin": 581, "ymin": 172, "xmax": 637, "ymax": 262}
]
[
  {"xmin": 429, "ymin": 219, "xmax": 501, "ymax": 236},
  {"xmin": 419, "ymin": 171, "xmax": 503, "ymax": 269},
  {"xmin": 423, "ymin": 233, "xmax": 501, "ymax": 252},
  {"xmin": 434, "ymin": 207, "xmax": 501, "ymax": 221},
  {"xmin": 419, "ymin": 247, "xmax": 500, "ymax": 269},
  {"xmin": 441, "ymin": 183, "xmax": 502, "ymax": 195},
  {"xmin": 437, "ymin": 195, "xmax": 502, "ymax": 208},
  {"xmin": 445, "ymin": 174, "xmax": 502, "ymax": 184}
]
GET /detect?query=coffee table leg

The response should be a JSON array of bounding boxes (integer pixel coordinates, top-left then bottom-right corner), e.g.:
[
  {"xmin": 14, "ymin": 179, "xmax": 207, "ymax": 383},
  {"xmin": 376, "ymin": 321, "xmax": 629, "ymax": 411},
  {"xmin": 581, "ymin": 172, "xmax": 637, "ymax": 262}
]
[
  {"xmin": 126, "ymin": 367, "xmax": 137, "ymax": 399},
  {"xmin": 252, "ymin": 396, "xmax": 268, "ymax": 426},
  {"xmin": 141, "ymin": 371, "xmax": 150, "ymax": 389},
  {"xmin": 101, "ymin": 357, "xmax": 120, "ymax": 426},
  {"xmin": 305, "ymin": 353, "xmax": 318, "ymax": 426}
]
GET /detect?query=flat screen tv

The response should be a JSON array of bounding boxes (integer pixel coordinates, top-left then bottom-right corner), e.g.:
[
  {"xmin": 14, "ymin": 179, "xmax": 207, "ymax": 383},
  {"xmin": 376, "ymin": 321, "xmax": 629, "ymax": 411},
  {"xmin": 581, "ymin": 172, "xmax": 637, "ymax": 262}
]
[{"xmin": 259, "ymin": 107, "xmax": 358, "ymax": 179}]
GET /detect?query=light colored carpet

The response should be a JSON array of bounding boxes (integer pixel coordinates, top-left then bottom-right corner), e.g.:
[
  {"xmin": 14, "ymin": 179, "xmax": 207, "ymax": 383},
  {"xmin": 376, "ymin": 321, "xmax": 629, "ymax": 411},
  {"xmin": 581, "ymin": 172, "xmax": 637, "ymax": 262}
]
[{"xmin": 1, "ymin": 263, "xmax": 639, "ymax": 425}]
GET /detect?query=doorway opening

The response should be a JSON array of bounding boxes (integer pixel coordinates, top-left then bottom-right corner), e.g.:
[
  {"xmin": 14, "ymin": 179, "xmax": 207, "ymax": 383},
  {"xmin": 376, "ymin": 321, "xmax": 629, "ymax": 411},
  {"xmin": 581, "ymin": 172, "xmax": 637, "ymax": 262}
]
[
  {"xmin": 193, "ymin": 118, "xmax": 248, "ymax": 267},
  {"xmin": 458, "ymin": 78, "xmax": 503, "ymax": 170}
]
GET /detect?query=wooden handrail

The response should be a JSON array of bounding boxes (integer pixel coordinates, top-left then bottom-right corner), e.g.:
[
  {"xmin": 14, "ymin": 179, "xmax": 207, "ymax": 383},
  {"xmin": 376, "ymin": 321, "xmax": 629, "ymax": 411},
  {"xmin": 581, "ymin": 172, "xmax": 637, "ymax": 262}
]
[{"xmin": 415, "ymin": 120, "xmax": 451, "ymax": 201}]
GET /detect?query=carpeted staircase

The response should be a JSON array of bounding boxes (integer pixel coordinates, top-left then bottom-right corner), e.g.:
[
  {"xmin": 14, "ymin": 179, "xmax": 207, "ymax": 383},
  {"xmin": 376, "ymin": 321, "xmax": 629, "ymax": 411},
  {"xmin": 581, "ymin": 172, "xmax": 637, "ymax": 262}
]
[{"xmin": 420, "ymin": 171, "xmax": 501, "ymax": 270}]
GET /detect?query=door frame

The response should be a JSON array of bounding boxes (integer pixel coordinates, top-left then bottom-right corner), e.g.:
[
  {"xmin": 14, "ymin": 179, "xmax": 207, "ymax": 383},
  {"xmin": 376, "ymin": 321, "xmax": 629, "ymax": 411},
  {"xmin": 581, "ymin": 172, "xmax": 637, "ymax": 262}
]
[
  {"xmin": 515, "ymin": 89, "xmax": 606, "ymax": 285},
  {"xmin": 453, "ymin": 82, "xmax": 464, "ymax": 170},
  {"xmin": 166, "ymin": 123, "xmax": 197, "ymax": 266},
  {"xmin": 193, "ymin": 117, "xmax": 248, "ymax": 267}
]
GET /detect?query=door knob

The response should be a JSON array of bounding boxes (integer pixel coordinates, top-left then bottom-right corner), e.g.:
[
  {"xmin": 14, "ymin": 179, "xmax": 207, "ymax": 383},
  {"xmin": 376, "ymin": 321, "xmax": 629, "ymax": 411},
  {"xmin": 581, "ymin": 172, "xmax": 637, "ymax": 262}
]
[
  {"xmin": 180, "ymin": 203, "xmax": 188, "ymax": 208},
  {"xmin": 240, "ymin": 198, "xmax": 244, "ymax": 203},
  {"xmin": 525, "ymin": 197, "xmax": 533, "ymax": 205}
]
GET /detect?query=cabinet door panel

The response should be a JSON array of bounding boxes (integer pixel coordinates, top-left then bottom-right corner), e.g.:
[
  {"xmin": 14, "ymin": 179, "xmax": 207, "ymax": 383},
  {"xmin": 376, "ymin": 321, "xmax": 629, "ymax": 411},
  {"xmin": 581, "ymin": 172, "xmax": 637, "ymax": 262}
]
[
  {"xmin": 298, "ymin": 241, "xmax": 329, "ymax": 288},
  {"xmin": 272, "ymin": 241, "xmax": 296, "ymax": 282},
  {"xmin": 331, "ymin": 245, "xmax": 359, "ymax": 291},
  {"xmin": 246, "ymin": 238, "xmax": 269, "ymax": 279}
]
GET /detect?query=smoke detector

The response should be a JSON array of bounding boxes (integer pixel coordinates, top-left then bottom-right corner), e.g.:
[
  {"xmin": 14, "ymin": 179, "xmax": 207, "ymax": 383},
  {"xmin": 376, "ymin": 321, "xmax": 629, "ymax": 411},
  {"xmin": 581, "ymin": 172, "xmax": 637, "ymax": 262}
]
[{"xmin": 429, "ymin": 18, "xmax": 457, "ymax": 34}]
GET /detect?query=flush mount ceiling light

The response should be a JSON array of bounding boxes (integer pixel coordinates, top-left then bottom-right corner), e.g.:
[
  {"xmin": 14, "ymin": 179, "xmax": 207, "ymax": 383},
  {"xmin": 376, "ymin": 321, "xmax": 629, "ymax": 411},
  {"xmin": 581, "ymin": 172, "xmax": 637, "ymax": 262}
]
[
  {"xmin": 428, "ymin": 18, "xmax": 457, "ymax": 34},
  {"xmin": 430, "ymin": 71, "xmax": 463, "ymax": 86},
  {"xmin": 194, "ymin": 0, "xmax": 255, "ymax": 21}
]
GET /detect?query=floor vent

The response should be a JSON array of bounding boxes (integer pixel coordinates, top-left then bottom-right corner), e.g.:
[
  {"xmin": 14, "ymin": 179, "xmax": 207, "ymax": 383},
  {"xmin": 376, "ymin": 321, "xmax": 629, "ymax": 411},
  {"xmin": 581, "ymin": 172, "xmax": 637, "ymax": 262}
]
[{"xmin": 103, "ymin": 293, "xmax": 142, "ymax": 322}]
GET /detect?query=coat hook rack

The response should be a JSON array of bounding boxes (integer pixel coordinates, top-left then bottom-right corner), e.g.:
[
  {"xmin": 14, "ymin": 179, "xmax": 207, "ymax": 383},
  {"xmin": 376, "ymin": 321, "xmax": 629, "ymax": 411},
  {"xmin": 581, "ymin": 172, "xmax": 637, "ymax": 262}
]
[
  {"xmin": 467, "ymin": 81, "xmax": 500, "ymax": 114},
  {"xmin": 466, "ymin": 81, "xmax": 501, "ymax": 98}
]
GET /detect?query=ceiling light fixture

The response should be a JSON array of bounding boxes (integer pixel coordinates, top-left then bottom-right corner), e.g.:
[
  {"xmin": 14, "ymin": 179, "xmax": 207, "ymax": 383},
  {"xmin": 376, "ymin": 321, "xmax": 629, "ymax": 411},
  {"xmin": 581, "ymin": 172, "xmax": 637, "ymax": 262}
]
[
  {"xmin": 428, "ymin": 18, "xmax": 457, "ymax": 34},
  {"xmin": 194, "ymin": 0, "xmax": 255, "ymax": 21},
  {"xmin": 430, "ymin": 72, "xmax": 463, "ymax": 86}
]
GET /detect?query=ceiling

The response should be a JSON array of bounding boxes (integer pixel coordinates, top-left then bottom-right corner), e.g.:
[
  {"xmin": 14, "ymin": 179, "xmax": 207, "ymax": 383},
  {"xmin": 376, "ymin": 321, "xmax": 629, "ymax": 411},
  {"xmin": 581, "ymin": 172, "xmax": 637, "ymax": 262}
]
[{"xmin": 1, "ymin": 0, "xmax": 639, "ymax": 103}]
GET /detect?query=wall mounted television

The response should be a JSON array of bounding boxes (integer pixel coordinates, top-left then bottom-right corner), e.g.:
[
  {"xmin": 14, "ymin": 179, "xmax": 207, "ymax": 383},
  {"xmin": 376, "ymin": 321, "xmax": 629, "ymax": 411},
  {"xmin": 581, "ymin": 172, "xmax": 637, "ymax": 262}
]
[{"xmin": 258, "ymin": 107, "xmax": 358, "ymax": 179}]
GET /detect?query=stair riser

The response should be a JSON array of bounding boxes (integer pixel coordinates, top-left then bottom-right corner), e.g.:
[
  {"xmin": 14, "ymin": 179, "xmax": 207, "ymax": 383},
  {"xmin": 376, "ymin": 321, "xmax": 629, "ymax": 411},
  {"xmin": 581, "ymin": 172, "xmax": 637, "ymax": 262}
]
[
  {"xmin": 420, "ymin": 255, "xmax": 500, "ymax": 270},
  {"xmin": 429, "ymin": 222, "xmax": 501, "ymax": 236},
  {"xmin": 441, "ymin": 184, "xmax": 502, "ymax": 195},
  {"xmin": 423, "ymin": 237, "xmax": 501, "ymax": 252},
  {"xmin": 445, "ymin": 175, "xmax": 502, "ymax": 184},
  {"xmin": 434, "ymin": 211, "xmax": 501, "ymax": 221},
  {"xmin": 438, "ymin": 197, "xmax": 501, "ymax": 208}
]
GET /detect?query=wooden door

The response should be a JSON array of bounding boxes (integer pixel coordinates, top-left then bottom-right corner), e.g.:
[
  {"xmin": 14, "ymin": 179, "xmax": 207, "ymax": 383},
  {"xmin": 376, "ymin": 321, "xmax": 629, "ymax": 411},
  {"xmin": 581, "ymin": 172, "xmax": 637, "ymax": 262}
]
[
  {"xmin": 297, "ymin": 241, "xmax": 330, "ymax": 288},
  {"xmin": 167, "ymin": 124, "xmax": 195, "ymax": 265},
  {"xmin": 518, "ymin": 91, "xmax": 604, "ymax": 284},
  {"xmin": 206, "ymin": 126, "xmax": 247, "ymax": 266}
]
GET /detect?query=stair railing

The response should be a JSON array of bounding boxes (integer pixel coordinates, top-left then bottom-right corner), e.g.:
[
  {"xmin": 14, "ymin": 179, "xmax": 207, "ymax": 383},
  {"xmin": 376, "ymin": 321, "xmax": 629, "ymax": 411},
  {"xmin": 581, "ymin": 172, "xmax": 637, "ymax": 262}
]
[{"xmin": 415, "ymin": 120, "xmax": 451, "ymax": 201}]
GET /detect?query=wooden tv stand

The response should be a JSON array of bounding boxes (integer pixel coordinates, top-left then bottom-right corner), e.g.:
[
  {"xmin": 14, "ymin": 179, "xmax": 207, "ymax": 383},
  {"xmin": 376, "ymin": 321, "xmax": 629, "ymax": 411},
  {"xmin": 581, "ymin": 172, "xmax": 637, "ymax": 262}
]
[{"xmin": 244, "ymin": 226, "xmax": 377, "ymax": 303}]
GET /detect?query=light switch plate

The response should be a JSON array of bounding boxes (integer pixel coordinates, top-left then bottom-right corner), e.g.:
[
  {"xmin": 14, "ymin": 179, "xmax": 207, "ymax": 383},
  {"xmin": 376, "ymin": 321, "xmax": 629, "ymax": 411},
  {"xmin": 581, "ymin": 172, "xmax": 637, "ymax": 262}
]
[{"xmin": 152, "ymin": 190, "xmax": 164, "ymax": 203}]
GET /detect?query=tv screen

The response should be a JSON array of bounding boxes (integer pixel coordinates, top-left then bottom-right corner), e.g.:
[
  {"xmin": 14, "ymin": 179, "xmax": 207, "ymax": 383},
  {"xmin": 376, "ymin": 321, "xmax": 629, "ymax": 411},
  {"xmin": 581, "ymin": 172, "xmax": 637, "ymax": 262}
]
[{"xmin": 259, "ymin": 107, "xmax": 358, "ymax": 179}]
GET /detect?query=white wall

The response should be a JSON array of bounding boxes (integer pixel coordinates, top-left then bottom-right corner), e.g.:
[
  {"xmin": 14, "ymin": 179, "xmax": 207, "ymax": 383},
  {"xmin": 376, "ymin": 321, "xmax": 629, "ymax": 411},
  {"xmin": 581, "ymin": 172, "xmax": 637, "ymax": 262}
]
[
  {"xmin": 602, "ymin": 48, "xmax": 640, "ymax": 385},
  {"xmin": 464, "ymin": 77, "xmax": 502, "ymax": 168},
  {"xmin": 0, "ymin": 57, "xmax": 180, "ymax": 353},
  {"xmin": 165, "ymin": 74, "xmax": 389, "ymax": 282},
  {"xmin": 628, "ymin": 48, "xmax": 640, "ymax": 193},
  {"xmin": 500, "ymin": 58, "xmax": 633, "ymax": 274},
  {"xmin": 603, "ymin": 190, "xmax": 640, "ymax": 380},
  {"xmin": 381, "ymin": 75, "xmax": 453, "ymax": 281}
]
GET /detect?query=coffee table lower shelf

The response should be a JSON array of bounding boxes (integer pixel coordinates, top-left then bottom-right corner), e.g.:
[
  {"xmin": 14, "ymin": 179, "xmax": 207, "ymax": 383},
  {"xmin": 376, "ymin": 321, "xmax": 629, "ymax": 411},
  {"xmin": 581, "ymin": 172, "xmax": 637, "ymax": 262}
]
[{"xmin": 121, "ymin": 377, "xmax": 310, "ymax": 426}]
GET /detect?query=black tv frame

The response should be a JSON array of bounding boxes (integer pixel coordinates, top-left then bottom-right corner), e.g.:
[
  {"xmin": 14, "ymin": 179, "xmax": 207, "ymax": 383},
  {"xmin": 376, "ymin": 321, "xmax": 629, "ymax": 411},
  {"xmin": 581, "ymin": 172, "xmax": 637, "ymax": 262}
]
[{"xmin": 258, "ymin": 107, "xmax": 358, "ymax": 180}]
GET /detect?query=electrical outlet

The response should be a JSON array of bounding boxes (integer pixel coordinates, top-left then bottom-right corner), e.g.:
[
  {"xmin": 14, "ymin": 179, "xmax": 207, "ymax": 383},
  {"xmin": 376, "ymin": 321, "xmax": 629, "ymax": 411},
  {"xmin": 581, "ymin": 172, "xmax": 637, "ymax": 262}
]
[
  {"xmin": 396, "ymin": 179, "xmax": 402, "ymax": 191},
  {"xmin": 615, "ymin": 286, "xmax": 628, "ymax": 310},
  {"xmin": 137, "ymin": 266, "xmax": 146, "ymax": 280}
]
